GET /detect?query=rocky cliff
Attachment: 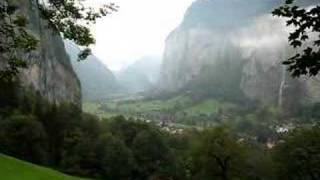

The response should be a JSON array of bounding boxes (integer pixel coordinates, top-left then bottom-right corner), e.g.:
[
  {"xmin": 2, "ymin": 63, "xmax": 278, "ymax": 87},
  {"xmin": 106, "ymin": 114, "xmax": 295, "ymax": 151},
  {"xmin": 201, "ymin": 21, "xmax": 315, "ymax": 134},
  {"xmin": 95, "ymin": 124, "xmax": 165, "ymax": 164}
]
[
  {"xmin": 0, "ymin": 0, "xmax": 81, "ymax": 105},
  {"xmin": 159, "ymin": 0, "xmax": 319, "ymax": 110}
]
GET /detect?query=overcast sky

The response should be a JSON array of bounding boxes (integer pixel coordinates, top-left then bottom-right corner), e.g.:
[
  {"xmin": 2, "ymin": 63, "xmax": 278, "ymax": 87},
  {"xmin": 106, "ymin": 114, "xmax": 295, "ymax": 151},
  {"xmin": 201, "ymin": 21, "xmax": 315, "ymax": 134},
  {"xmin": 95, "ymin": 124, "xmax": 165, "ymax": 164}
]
[{"xmin": 88, "ymin": 0, "xmax": 195, "ymax": 71}]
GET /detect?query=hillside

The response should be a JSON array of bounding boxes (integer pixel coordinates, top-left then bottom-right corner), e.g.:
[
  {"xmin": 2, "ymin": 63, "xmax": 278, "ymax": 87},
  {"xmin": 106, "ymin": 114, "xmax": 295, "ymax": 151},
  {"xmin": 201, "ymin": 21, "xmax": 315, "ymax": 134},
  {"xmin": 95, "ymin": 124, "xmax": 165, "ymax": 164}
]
[
  {"xmin": 65, "ymin": 41, "xmax": 119, "ymax": 101},
  {"xmin": 0, "ymin": 154, "xmax": 85, "ymax": 180}
]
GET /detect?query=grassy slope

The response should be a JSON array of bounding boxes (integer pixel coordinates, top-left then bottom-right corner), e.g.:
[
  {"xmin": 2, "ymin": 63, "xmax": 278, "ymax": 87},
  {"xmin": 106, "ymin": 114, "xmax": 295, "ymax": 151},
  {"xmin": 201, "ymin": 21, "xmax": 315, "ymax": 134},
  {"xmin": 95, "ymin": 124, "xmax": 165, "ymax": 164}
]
[
  {"xmin": 185, "ymin": 99, "xmax": 237, "ymax": 116},
  {"xmin": 0, "ymin": 154, "xmax": 86, "ymax": 180},
  {"xmin": 185, "ymin": 99, "xmax": 220, "ymax": 115}
]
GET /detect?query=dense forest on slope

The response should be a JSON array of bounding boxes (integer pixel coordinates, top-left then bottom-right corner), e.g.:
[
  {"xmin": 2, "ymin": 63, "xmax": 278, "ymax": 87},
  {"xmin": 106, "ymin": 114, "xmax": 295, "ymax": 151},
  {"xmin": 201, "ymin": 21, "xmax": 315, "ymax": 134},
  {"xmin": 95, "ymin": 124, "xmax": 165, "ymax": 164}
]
[{"xmin": 1, "ymin": 91, "xmax": 320, "ymax": 179}]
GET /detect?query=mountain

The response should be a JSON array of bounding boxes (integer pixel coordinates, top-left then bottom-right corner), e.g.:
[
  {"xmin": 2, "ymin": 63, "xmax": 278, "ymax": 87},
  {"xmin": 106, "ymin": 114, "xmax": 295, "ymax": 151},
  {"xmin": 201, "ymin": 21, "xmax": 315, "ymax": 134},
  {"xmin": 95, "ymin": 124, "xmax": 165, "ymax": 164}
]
[
  {"xmin": 64, "ymin": 41, "xmax": 119, "ymax": 101},
  {"xmin": 0, "ymin": 0, "xmax": 81, "ymax": 106},
  {"xmin": 117, "ymin": 56, "xmax": 161, "ymax": 93},
  {"xmin": 159, "ymin": 0, "xmax": 320, "ymax": 113}
]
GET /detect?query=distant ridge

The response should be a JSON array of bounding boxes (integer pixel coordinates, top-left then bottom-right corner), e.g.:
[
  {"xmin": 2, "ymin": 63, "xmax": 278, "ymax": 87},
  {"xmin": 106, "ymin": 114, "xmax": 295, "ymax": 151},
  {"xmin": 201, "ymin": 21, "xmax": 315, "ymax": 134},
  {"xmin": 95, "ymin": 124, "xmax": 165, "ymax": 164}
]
[
  {"xmin": 65, "ymin": 41, "xmax": 120, "ymax": 101},
  {"xmin": 116, "ymin": 56, "xmax": 161, "ymax": 93}
]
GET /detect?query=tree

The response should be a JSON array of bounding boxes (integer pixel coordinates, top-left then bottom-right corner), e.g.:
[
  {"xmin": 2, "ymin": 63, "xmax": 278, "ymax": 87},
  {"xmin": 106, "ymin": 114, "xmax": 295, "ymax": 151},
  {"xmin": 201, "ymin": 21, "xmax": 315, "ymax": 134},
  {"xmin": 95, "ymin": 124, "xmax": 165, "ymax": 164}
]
[
  {"xmin": 132, "ymin": 129, "xmax": 174, "ymax": 180},
  {"xmin": 0, "ymin": 113, "xmax": 48, "ymax": 164},
  {"xmin": 96, "ymin": 134, "xmax": 135, "ymax": 180},
  {"xmin": 103, "ymin": 116, "xmax": 149, "ymax": 147},
  {"xmin": 273, "ymin": 0, "xmax": 320, "ymax": 77},
  {"xmin": 59, "ymin": 113, "xmax": 100, "ymax": 176},
  {"xmin": 189, "ymin": 127, "xmax": 249, "ymax": 180},
  {"xmin": 39, "ymin": 102, "xmax": 82, "ymax": 167},
  {"xmin": 273, "ymin": 126, "xmax": 320, "ymax": 180},
  {"xmin": 0, "ymin": 79, "xmax": 20, "ymax": 109},
  {"xmin": 38, "ymin": 0, "xmax": 117, "ymax": 58},
  {"xmin": 0, "ymin": 0, "xmax": 117, "ymax": 80}
]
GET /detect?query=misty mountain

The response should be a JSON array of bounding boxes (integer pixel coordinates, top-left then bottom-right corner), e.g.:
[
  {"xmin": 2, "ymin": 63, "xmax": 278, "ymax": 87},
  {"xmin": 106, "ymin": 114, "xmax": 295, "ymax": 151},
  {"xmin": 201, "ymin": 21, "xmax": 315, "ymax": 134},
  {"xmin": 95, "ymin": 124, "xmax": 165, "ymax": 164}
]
[
  {"xmin": 116, "ymin": 56, "xmax": 162, "ymax": 93},
  {"xmin": 159, "ymin": 0, "xmax": 320, "ymax": 114},
  {"xmin": 64, "ymin": 41, "xmax": 119, "ymax": 101},
  {"xmin": 182, "ymin": 0, "xmax": 278, "ymax": 29},
  {"xmin": 182, "ymin": 0, "xmax": 316, "ymax": 29}
]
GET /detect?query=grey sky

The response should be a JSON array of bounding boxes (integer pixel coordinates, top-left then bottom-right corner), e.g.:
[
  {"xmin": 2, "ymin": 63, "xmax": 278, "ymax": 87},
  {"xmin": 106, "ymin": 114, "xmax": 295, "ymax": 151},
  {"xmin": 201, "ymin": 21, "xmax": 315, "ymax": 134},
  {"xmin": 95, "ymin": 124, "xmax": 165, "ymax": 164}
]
[{"xmin": 89, "ymin": 0, "xmax": 195, "ymax": 71}]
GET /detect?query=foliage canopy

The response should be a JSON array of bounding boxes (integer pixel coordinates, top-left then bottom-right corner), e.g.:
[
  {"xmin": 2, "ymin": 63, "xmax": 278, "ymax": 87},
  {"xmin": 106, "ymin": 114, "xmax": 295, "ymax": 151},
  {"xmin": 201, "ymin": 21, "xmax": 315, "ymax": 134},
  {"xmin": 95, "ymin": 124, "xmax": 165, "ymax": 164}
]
[
  {"xmin": 0, "ymin": 0, "xmax": 117, "ymax": 81},
  {"xmin": 273, "ymin": 0, "xmax": 320, "ymax": 77}
]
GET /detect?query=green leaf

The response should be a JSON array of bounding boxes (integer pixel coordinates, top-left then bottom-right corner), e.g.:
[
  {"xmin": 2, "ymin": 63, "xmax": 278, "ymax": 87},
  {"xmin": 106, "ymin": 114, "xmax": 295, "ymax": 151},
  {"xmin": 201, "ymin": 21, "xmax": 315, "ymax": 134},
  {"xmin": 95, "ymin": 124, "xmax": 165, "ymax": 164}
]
[{"xmin": 13, "ymin": 15, "xmax": 27, "ymax": 27}]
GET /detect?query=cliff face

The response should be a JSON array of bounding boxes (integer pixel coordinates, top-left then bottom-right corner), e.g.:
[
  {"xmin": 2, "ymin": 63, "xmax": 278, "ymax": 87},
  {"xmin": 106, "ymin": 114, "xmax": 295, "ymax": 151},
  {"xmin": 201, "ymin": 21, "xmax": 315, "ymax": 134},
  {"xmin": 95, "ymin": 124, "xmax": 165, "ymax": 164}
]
[
  {"xmin": 1, "ymin": 0, "xmax": 81, "ymax": 105},
  {"xmin": 159, "ymin": 0, "xmax": 319, "ymax": 110}
]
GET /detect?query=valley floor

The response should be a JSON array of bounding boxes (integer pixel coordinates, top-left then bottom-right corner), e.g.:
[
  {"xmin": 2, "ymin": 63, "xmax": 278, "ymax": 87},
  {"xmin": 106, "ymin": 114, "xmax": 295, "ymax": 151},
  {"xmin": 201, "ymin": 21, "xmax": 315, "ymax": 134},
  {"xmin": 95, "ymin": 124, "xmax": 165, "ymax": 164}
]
[{"xmin": 83, "ymin": 94, "xmax": 239, "ymax": 130}]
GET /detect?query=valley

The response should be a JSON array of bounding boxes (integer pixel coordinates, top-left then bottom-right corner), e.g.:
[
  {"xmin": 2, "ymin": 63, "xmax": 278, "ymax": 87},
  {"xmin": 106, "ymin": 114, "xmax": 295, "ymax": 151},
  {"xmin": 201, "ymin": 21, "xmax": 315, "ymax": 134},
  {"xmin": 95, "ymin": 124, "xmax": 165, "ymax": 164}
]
[
  {"xmin": 83, "ymin": 95, "xmax": 196, "ymax": 130},
  {"xmin": 84, "ymin": 94, "xmax": 238, "ymax": 127},
  {"xmin": 1, "ymin": 0, "xmax": 320, "ymax": 179}
]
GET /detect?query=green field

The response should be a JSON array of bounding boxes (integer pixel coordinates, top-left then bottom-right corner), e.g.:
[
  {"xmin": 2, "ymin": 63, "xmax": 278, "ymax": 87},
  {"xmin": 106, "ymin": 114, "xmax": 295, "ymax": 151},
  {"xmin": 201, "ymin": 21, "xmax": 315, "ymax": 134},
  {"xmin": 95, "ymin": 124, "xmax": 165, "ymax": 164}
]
[
  {"xmin": 83, "ymin": 95, "xmax": 193, "ymax": 118},
  {"xmin": 0, "ymin": 154, "xmax": 86, "ymax": 180},
  {"xmin": 185, "ymin": 99, "xmax": 237, "ymax": 116},
  {"xmin": 83, "ymin": 102, "xmax": 118, "ymax": 118},
  {"xmin": 83, "ymin": 95, "xmax": 238, "ymax": 124}
]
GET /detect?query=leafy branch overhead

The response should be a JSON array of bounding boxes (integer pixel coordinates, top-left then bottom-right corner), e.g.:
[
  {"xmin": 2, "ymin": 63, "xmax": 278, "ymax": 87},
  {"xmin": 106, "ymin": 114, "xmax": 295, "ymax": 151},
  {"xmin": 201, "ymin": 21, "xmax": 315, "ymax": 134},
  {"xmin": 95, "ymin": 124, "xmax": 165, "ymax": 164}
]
[
  {"xmin": 0, "ymin": 0, "xmax": 117, "ymax": 81},
  {"xmin": 39, "ymin": 0, "xmax": 118, "ymax": 60},
  {"xmin": 273, "ymin": 0, "xmax": 320, "ymax": 77}
]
